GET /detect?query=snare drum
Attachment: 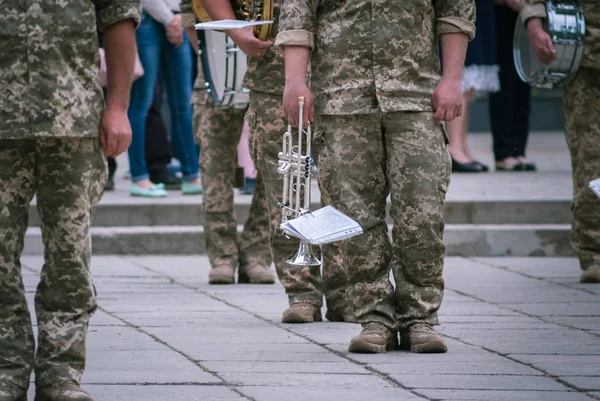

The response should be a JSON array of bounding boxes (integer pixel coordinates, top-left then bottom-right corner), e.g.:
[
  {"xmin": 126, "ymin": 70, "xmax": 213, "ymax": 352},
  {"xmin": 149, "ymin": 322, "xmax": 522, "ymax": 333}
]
[
  {"xmin": 513, "ymin": 0, "xmax": 585, "ymax": 89},
  {"xmin": 197, "ymin": 30, "xmax": 249, "ymax": 108}
]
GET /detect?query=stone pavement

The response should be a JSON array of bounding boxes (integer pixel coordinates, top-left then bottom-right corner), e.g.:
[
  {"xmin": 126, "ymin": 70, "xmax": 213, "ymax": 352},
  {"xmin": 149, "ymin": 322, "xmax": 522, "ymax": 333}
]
[{"xmin": 20, "ymin": 255, "xmax": 600, "ymax": 401}]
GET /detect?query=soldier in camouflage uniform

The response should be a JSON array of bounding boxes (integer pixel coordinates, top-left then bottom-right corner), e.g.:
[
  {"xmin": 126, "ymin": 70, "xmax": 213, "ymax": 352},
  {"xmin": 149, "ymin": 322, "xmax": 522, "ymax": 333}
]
[
  {"xmin": 276, "ymin": 0, "xmax": 475, "ymax": 353},
  {"xmin": 184, "ymin": 0, "xmax": 354, "ymax": 322},
  {"xmin": 521, "ymin": 1, "xmax": 600, "ymax": 284},
  {"xmin": 187, "ymin": 50, "xmax": 275, "ymax": 284},
  {"xmin": 0, "ymin": 1, "xmax": 140, "ymax": 401}
]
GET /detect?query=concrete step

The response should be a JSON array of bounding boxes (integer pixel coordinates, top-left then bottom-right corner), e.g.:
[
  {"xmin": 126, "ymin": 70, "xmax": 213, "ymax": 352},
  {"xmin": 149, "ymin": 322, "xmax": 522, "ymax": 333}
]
[
  {"xmin": 27, "ymin": 199, "xmax": 572, "ymax": 227},
  {"xmin": 23, "ymin": 224, "xmax": 573, "ymax": 257}
]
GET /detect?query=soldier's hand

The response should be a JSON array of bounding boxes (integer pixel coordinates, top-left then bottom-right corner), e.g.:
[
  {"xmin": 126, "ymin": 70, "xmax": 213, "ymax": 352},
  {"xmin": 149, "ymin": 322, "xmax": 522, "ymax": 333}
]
[
  {"xmin": 283, "ymin": 81, "xmax": 314, "ymax": 127},
  {"xmin": 432, "ymin": 78, "xmax": 463, "ymax": 122},
  {"xmin": 527, "ymin": 18, "xmax": 556, "ymax": 65},
  {"xmin": 100, "ymin": 107, "xmax": 132, "ymax": 158},
  {"xmin": 228, "ymin": 27, "xmax": 272, "ymax": 58}
]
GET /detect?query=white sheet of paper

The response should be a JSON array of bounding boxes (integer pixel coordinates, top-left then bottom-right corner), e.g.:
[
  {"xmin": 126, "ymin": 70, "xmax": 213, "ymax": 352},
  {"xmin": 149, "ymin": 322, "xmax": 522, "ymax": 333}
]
[
  {"xmin": 589, "ymin": 178, "xmax": 600, "ymax": 199},
  {"xmin": 194, "ymin": 20, "xmax": 273, "ymax": 30},
  {"xmin": 280, "ymin": 205, "xmax": 363, "ymax": 245}
]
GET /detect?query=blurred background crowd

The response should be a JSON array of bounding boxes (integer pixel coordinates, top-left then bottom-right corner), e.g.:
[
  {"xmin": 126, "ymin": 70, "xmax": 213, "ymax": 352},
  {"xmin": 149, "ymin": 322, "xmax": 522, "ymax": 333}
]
[{"xmin": 98, "ymin": 0, "xmax": 558, "ymax": 197}]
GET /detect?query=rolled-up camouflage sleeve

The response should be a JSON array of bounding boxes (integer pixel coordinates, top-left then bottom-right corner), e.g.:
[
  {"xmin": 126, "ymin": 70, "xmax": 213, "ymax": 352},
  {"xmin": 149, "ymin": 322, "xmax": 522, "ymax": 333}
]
[
  {"xmin": 95, "ymin": 0, "xmax": 141, "ymax": 30},
  {"xmin": 180, "ymin": 0, "xmax": 196, "ymax": 28},
  {"xmin": 433, "ymin": 0, "xmax": 476, "ymax": 41},
  {"xmin": 274, "ymin": 0, "xmax": 319, "ymax": 51},
  {"xmin": 519, "ymin": 0, "xmax": 547, "ymax": 25}
]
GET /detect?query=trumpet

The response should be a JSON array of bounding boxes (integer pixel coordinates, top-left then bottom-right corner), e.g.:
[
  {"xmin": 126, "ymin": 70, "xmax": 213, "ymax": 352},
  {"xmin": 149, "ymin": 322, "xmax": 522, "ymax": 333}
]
[{"xmin": 277, "ymin": 97, "xmax": 321, "ymax": 267}]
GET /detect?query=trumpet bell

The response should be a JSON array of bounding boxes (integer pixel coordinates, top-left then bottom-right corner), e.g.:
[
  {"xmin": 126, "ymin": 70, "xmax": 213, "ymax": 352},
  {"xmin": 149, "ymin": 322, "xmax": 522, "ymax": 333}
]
[{"xmin": 287, "ymin": 242, "xmax": 321, "ymax": 266}]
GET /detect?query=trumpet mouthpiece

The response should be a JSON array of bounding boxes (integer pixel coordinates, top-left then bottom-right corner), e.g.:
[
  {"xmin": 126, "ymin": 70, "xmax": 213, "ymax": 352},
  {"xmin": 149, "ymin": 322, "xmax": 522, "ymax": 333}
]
[{"xmin": 298, "ymin": 96, "xmax": 305, "ymax": 102}]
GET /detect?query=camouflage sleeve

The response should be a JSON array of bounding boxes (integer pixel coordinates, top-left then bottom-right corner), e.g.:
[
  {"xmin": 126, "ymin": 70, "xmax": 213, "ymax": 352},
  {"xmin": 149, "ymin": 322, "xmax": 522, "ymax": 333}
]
[
  {"xmin": 95, "ymin": 0, "xmax": 142, "ymax": 30},
  {"xmin": 519, "ymin": 0, "xmax": 547, "ymax": 25},
  {"xmin": 274, "ymin": 0, "xmax": 319, "ymax": 51},
  {"xmin": 433, "ymin": 0, "xmax": 476, "ymax": 41}
]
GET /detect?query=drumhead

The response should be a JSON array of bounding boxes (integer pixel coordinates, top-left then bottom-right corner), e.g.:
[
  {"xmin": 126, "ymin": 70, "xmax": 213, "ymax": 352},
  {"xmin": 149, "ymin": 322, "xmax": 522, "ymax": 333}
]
[
  {"xmin": 513, "ymin": 17, "xmax": 552, "ymax": 87},
  {"xmin": 197, "ymin": 30, "xmax": 249, "ymax": 108}
]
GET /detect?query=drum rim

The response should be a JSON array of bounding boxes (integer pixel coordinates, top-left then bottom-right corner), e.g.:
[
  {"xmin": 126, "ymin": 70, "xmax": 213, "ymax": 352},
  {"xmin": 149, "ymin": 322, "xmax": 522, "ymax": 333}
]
[
  {"xmin": 197, "ymin": 30, "xmax": 248, "ymax": 108},
  {"xmin": 512, "ymin": 0, "xmax": 586, "ymax": 89}
]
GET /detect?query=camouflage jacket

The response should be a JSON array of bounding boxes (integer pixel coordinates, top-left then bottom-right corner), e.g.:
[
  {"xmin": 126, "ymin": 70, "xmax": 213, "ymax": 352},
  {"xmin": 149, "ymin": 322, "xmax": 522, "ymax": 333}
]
[
  {"xmin": 0, "ymin": 0, "xmax": 141, "ymax": 139},
  {"xmin": 181, "ymin": 0, "xmax": 285, "ymax": 96},
  {"xmin": 275, "ymin": 0, "xmax": 475, "ymax": 115},
  {"xmin": 521, "ymin": 0, "xmax": 599, "ymax": 70}
]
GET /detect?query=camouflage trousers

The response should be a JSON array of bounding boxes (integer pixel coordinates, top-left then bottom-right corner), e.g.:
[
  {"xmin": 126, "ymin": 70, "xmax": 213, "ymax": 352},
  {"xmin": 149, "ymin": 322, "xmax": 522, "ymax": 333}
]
[
  {"xmin": 193, "ymin": 100, "xmax": 272, "ymax": 271},
  {"xmin": 564, "ymin": 67, "xmax": 600, "ymax": 271},
  {"xmin": 246, "ymin": 91, "xmax": 349, "ymax": 313},
  {"xmin": 0, "ymin": 138, "xmax": 106, "ymax": 389},
  {"xmin": 313, "ymin": 112, "xmax": 451, "ymax": 331}
]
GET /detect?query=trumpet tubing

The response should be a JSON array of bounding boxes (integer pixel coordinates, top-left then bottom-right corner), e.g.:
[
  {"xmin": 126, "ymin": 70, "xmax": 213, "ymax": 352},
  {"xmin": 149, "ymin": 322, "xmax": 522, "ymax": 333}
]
[{"xmin": 277, "ymin": 97, "xmax": 321, "ymax": 267}]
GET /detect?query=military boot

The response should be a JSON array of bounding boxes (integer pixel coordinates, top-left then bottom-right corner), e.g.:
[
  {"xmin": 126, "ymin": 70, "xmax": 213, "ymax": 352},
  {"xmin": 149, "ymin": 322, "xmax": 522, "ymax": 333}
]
[
  {"xmin": 0, "ymin": 384, "xmax": 27, "ymax": 401},
  {"xmin": 281, "ymin": 303, "xmax": 322, "ymax": 323},
  {"xmin": 400, "ymin": 323, "xmax": 448, "ymax": 353},
  {"xmin": 238, "ymin": 264, "xmax": 275, "ymax": 284},
  {"xmin": 348, "ymin": 323, "xmax": 397, "ymax": 353},
  {"xmin": 208, "ymin": 265, "xmax": 235, "ymax": 284},
  {"xmin": 580, "ymin": 267, "xmax": 600, "ymax": 283},
  {"xmin": 34, "ymin": 381, "xmax": 93, "ymax": 401}
]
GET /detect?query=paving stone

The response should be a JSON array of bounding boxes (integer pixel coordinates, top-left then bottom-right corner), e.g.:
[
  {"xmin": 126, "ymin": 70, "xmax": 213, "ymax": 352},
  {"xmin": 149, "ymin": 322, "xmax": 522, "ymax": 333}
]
[
  {"xmin": 415, "ymin": 389, "xmax": 594, "ymax": 401},
  {"xmin": 27, "ymin": 385, "xmax": 245, "ymax": 401},
  {"xmin": 368, "ymin": 360, "xmax": 542, "ymax": 376},
  {"xmin": 201, "ymin": 361, "xmax": 366, "ymax": 374},
  {"xmin": 535, "ymin": 316, "xmax": 600, "ymax": 331},
  {"xmin": 559, "ymin": 377, "xmax": 600, "ymax": 391},
  {"xmin": 508, "ymin": 355, "xmax": 600, "ymax": 377},
  {"xmin": 498, "ymin": 302, "xmax": 600, "ymax": 317},
  {"xmin": 82, "ymin": 350, "xmax": 219, "ymax": 384},
  {"xmin": 471, "ymin": 257, "xmax": 582, "ymax": 279},
  {"xmin": 237, "ymin": 386, "xmax": 426, "ymax": 401},
  {"xmin": 85, "ymin": 327, "xmax": 166, "ymax": 351},
  {"xmin": 389, "ymin": 374, "xmax": 567, "ymax": 391},
  {"xmin": 219, "ymin": 373, "xmax": 389, "ymax": 388}
]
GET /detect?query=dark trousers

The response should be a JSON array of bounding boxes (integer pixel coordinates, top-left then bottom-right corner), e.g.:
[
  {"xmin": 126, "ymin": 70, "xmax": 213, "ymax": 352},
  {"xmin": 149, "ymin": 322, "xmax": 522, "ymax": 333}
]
[{"xmin": 489, "ymin": 6, "xmax": 532, "ymax": 161}]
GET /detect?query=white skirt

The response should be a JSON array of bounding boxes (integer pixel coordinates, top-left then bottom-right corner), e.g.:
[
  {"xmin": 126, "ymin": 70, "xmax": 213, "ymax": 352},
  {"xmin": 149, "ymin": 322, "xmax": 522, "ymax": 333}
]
[{"xmin": 462, "ymin": 65, "xmax": 500, "ymax": 94}]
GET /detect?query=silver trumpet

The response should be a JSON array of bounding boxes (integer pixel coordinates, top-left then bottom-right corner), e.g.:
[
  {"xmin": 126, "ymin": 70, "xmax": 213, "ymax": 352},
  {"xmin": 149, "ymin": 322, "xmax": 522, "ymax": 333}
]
[{"xmin": 277, "ymin": 96, "xmax": 321, "ymax": 267}]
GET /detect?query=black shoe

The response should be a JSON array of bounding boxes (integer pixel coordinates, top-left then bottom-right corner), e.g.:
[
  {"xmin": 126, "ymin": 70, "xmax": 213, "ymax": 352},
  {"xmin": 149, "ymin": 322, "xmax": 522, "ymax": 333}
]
[
  {"xmin": 451, "ymin": 157, "xmax": 486, "ymax": 173},
  {"xmin": 104, "ymin": 177, "xmax": 115, "ymax": 191},
  {"xmin": 150, "ymin": 170, "xmax": 182, "ymax": 190}
]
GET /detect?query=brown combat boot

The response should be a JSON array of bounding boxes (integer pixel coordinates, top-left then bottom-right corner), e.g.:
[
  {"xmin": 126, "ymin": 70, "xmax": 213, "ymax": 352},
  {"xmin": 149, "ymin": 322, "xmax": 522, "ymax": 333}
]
[
  {"xmin": 34, "ymin": 381, "xmax": 93, "ymax": 401},
  {"xmin": 348, "ymin": 323, "xmax": 397, "ymax": 353},
  {"xmin": 0, "ymin": 384, "xmax": 27, "ymax": 401},
  {"xmin": 238, "ymin": 264, "xmax": 275, "ymax": 284},
  {"xmin": 400, "ymin": 323, "xmax": 448, "ymax": 353},
  {"xmin": 580, "ymin": 267, "xmax": 600, "ymax": 283},
  {"xmin": 208, "ymin": 265, "xmax": 235, "ymax": 284},
  {"xmin": 281, "ymin": 303, "xmax": 322, "ymax": 323}
]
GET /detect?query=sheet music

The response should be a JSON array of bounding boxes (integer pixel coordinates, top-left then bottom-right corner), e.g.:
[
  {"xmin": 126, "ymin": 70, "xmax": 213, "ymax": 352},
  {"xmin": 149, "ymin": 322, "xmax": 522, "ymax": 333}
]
[
  {"xmin": 280, "ymin": 205, "xmax": 363, "ymax": 245},
  {"xmin": 195, "ymin": 20, "xmax": 273, "ymax": 31},
  {"xmin": 589, "ymin": 178, "xmax": 600, "ymax": 199}
]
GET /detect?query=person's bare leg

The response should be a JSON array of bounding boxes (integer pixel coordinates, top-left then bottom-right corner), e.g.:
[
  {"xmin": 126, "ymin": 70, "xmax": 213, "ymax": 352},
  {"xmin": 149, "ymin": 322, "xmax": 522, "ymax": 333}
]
[{"xmin": 446, "ymin": 91, "xmax": 471, "ymax": 164}]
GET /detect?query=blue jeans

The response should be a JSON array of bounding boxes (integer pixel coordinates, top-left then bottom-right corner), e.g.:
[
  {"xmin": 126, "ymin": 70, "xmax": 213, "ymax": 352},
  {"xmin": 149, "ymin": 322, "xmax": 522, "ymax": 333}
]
[{"xmin": 128, "ymin": 11, "xmax": 199, "ymax": 183}]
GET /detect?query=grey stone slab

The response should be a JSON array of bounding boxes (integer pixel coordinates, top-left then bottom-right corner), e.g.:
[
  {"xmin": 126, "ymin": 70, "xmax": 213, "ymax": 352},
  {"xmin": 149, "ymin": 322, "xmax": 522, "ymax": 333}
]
[
  {"xmin": 85, "ymin": 327, "xmax": 166, "ymax": 351},
  {"xmin": 82, "ymin": 350, "xmax": 220, "ymax": 384},
  {"xmin": 219, "ymin": 373, "xmax": 389, "ymax": 388},
  {"xmin": 368, "ymin": 360, "xmax": 542, "ymax": 376},
  {"xmin": 559, "ymin": 377, "xmax": 600, "ymax": 391},
  {"xmin": 238, "ymin": 386, "xmax": 426, "ymax": 401},
  {"xmin": 437, "ymin": 302, "xmax": 521, "ymax": 317},
  {"xmin": 145, "ymin": 327, "xmax": 310, "ymax": 345},
  {"xmin": 508, "ymin": 355, "xmax": 600, "ymax": 377},
  {"xmin": 416, "ymin": 389, "xmax": 594, "ymax": 401},
  {"xmin": 438, "ymin": 315, "xmax": 544, "ymax": 324},
  {"xmin": 499, "ymin": 302, "xmax": 600, "ymax": 317},
  {"xmin": 28, "ymin": 385, "xmax": 245, "ymax": 401},
  {"xmin": 389, "ymin": 374, "xmax": 567, "ymax": 391},
  {"xmin": 472, "ymin": 257, "xmax": 582, "ymax": 279},
  {"xmin": 535, "ymin": 316, "xmax": 600, "ymax": 331},
  {"xmin": 201, "ymin": 361, "xmax": 367, "ymax": 374}
]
